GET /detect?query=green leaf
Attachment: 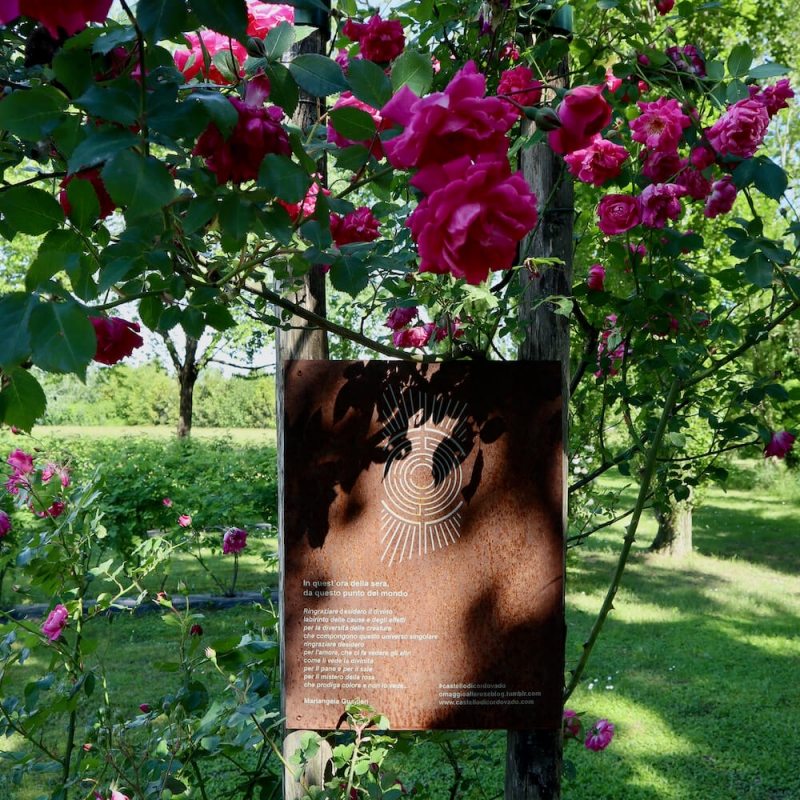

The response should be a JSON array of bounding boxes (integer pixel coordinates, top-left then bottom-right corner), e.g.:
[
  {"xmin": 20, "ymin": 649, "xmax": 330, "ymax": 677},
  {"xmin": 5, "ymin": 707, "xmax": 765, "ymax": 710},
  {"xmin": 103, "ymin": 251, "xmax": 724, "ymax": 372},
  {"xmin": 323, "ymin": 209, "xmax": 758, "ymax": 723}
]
[
  {"xmin": 68, "ymin": 128, "xmax": 139, "ymax": 174},
  {"xmin": 288, "ymin": 54, "xmax": 348, "ymax": 97},
  {"xmin": 748, "ymin": 62, "xmax": 790, "ymax": 80},
  {"xmin": 0, "ymin": 368, "xmax": 47, "ymax": 431},
  {"xmin": 725, "ymin": 80, "xmax": 749, "ymax": 104},
  {"xmin": 136, "ymin": 0, "xmax": 189, "ymax": 44},
  {"xmin": 0, "ymin": 186, "xmax": 64, "ymax": 235},
  {"xmin": 347, "ymin": 58, "xmax": 393, "ymax": 109},
  {"xmin": 329, "ymin": 106, "xmax": 376, "ymax": 143},
  {"xmin": 76, "ymin": 85, "xmax": 139, "ymax": 127},
  {"xmin": 92, "ymin": 27, "xmax": 137, "ymax": 55},
  {"xmin": 263, "ymin": 21, "xmax": 295, "ymax": 60},
  {"xmin": 329, "ymin": 256, "xmax": 369, "ymax": 296},
  {"xmin": 65, "ymin": 177, "xmax": 101, "ymax": 231},
  {"xmin": 52, "ymin": 47, "xmax": 94, "ymax": 98},
  {"xmin": 191, "ymin": 0, "xmax": 248, "ymax": 42},
  {"xmin": 743, "ymin": 252, "xmax": 774, "ymax": 288},
  {"xmin": 101, "ymin": 151, "xmax": 176, "ymax": 218},
  {"xmin": 189, "ymin": 92, "xmax": 239, "ymax": 139},
  {"xmin": 139, "ymin": 296, "xmax": 163, "ymax": 331},
  {"xmin": 335, "ymin": 144, "xmax": 370, "ymax": 173},
  {"xmin": 0, "ymin": 293, "xmax": 35, "ymax": 369},
  {"xmin": 263, "ymin": 62, "xmax": 299, "ymax": 116},
  {"xmin": 0, "ymin": 86, "xmax": 68, "ymax": 139},
  {"xmin": 181, "ymin": 306, "xmax": 205, "ymax": 339},
  {"xmin": 212, "ymin": 49, "xmax": 240, "ymax": 83},
  {"xmin": 258, "ymin": 154, "xmax": 311, "ymax": 202},
  {"xmin": 219, "ymin": 195, "xmax": 255, "ymax": 250},
  {"xmin": 668, "ymin": 431, "xmax": 686, "ymax": 448},
  {"xmin": 390, "ymin": 50, "xmax": 433, "ymax": 96},
  {"xmin": 732, "ymin": 158, "xmax": 758, "ymax": 189},
  {"xmin": 182, "ymin": 196, "xmax": 218, "ymax": 233},
  {"xmin": 753, "ymin": 160, "xmax": 788, "ymax": 200},
  {"xmin": 29, "ymin": 303, "xmax": 96, "ymax": 378},
  {"xmin": 26, "ymin": 231, "xmax": 84, "ymax": 291},
  {"xmin": 204, "ymin": 304, "xmax": 236, "ymax": 331},
  {"xmin": 727, "ymin": 43, "xmax": 753, "ymax": 78},
  {"xmin": 704, "ymin": 60, "xmax": 725, "ymax": 82}
]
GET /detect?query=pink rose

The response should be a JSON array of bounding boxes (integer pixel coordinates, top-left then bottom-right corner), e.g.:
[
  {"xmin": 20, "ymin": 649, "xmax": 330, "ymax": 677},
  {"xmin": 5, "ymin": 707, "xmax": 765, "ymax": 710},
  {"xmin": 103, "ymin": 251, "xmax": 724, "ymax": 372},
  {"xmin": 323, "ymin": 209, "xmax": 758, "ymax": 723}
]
[
  {"xmin": 280, "ymin": 181, "xmax": 330, "ymax": 222},
  {"xmin": 246, "ymin": 1, "xmax": 294, "ymax": 39},
  {"xmin": 640, "ymin": 150, "xmax": 683, "ymax": 183},
  {"xmin": 381, "ymin": 61, "xmax": 518, "ymax": 170},
  {"xmin": 179, "ymin": 515, "xmax": 192, "ymax": 527},
  {"xmin": 706, "ymin": 98, "xmax": 770, "ymax": 159},
  {"xmin": 90, "ymin": 317, "xmax": 144, "ymax": 366},
  {"xmin": 406, "ymin": 154, "xmax": 538, "ymax": 285},
  {"xmin": 59, "ymin": 170, "xmax": 116, "ymax": 220},
  {"xmin": 639, "ymin": 183, "xmax": 687, "ymax": 228},
  {"xmin": 327, "ymin": 92, "xmax": 391, "ymax": 159},
  {"xmin": 764, "ymin": 431, "xmax": 795, "ymax": 459},
  {"xmin": 330, "ymin": 207, "xmax": 380, "ymax": 247},
  {"xmin": 548, "ymin": 85, "xmax": 612, "ymax": 155},
  {"xmin": 42, "ymin": 604, "xmax": 69, "ymax": 641},
  {"xmin": 630, "ymin": 97, "xmax": 691, "ymax": 152},
  {"xmin": 563, "ymin": 709, "xmax": 581, "ymax": 738},
  {"xmin": 139, "ymin": 704, "xmax": 151, "ymax": 713},
  {"xmin": 565, "ymin": 137, "xmax": 629, "ymax": 186},
  {"xmin": 585, "ymin": 719, "xmax": 615, "ymax": 751},
  {"xmin": 597, "ymin": 194, "xmax": 641, "ymax": 235},
  {"xmin": 497, "ymin": 66, "xmax": 543, "ymax": 113},
  {"xmin": 587, "ymin": 264, "xmax": 605, "ymax": 291},
  {"xmin": 0, "ymin": 510, "xmax": 10, "ymax": 538},
  {"xmin": 194, "ymin": 98, "xmax": 291, "ymax": 184},
  {"xmin": 704, "ymin": 177, "xmax": 737, "ymax": 218},
  {"xmin": 163, "ymin": 498, "xmax": 173, "ymax": 507},
  {"xmin": 385, "ymin": 307, "xmax": 418, "ymax": 330},
  {"xmin": 7, "ymin": 448, "xmax": 34, "ymax": 475},
  {"xmin": 42, "ymin": 462, "xmax": 71, "ymax": 488},
  {"xmin": 392, "ymin": 326, "xmax": 432, "ymax": 349},
  {"xmin": 691, "ymin": 146, "xmax": 716, "ymax": 171},
  {"xmin": 344, "ymin": 14, "xmax": 404, "ymax": 63},
  {"xmin": 1, "ymin": 0, "xmax": 112, "ymax": 36},
  {"xmin": 677, "ymin": 167, "xmax": 712, "ymax": 201},
  {"xmin": 749, "ymin": 79, "xmax": 795, "ymax": 118},
  {"xmin": 665, "ymin": 45, "xmax": 706, "ymax": 78},
  {"xmin": 35, "ymin": 500, "xmax": 66, "ymax": 519},
  {"xmin": 174, "ymin": 32, "xmax": 248, "ymax": 84},
  {"xmin": 222, "ymin": 527, "xmax": 248, "ymax": 554}
]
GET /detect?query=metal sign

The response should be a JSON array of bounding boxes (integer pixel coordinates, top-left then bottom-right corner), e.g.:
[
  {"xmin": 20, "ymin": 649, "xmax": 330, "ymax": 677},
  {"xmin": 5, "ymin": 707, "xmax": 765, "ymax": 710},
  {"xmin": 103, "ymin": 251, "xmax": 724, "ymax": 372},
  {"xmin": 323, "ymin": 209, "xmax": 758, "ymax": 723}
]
[{"xmin": 282, "ymin": 360, "xmax": 564, "ymax": 730}]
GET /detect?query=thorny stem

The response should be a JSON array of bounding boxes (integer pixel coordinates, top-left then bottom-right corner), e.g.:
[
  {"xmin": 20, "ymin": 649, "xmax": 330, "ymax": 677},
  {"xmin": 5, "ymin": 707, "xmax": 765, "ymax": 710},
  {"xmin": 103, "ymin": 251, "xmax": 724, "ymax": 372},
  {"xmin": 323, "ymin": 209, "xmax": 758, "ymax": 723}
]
[{"xmin": 564, "ymin": 377, "xmax": 682, "ymax": 701}]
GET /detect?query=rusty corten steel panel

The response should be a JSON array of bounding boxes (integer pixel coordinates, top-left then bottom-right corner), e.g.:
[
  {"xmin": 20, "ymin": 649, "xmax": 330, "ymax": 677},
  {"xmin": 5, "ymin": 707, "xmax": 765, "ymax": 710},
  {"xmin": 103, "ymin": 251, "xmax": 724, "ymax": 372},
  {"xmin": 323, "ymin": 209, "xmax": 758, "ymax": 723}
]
[{"xmin": 282, "ymin": 360, "xmax": 564, "ymax": 730}]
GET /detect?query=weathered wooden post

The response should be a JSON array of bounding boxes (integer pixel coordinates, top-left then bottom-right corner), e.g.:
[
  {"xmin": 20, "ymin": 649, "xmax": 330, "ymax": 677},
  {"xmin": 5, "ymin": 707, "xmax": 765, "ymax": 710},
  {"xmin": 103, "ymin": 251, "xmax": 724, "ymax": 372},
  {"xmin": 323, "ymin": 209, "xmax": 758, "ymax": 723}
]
[
  {"xmin": 506, "ymin": 13, "xmax": 573, "ymax": 799},
  {"xmin": 277, "ymin": 3, "xmax": 332, "ymax": 797}
]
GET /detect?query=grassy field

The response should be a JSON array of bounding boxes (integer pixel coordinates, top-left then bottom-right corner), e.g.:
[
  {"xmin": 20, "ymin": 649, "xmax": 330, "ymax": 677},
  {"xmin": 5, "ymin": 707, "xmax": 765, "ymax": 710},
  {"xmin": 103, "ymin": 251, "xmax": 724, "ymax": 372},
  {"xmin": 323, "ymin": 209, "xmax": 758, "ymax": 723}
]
[
  {"xmin": 2, "ymin": 427, "xmax": 799, "ymax": 799},
  {"xmin": 16, "ymin": 425, "xmax": 277, "ymax": 446}
]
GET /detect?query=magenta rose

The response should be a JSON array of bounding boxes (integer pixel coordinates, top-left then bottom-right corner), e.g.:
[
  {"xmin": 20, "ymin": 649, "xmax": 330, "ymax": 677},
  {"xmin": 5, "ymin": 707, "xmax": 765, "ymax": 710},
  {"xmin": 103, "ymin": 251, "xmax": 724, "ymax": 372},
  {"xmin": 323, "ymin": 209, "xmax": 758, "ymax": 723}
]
[
  {"xmin": 344, "ymin": 14, "xmax": 405, "ymax": 63},
  {"xmin": 0, "ymin": 0, "xmax": 112, "ymax": 36},
  {"xmin": 563, "ymin": 709, "xmax": 581, "ymax": 739},
  {"xmin": 565, "ymin": 137, "xmax": 629, "ymax": 186},
  {"xmin": 655, "ymin": 0, "xmax": 674, "ymax": 13},
  {"xmin": 639, "ymin": 183, "xmax": 687, "ymax": 228},
  {"xmin": 223, "ymin": 527, "xmax": 248, "ymax": 554},
  {"xmin": 0, "ymin": 510, "xmax": 10, "ymax": 538},
  {"xmin": 640, "ymin": 150, "xmax": 683, "ymax": 183},
  {"xmin": 174, "ymin": 32, "xmax": 248, "ymax": 84},
  {"xmin": 406, "ymin": 154, "xmax": 538, "ymax": 285},
  {"xmin": 190, "ymin": 624, "xmax": 204, "ymax": 636},
  {"xmin": 548, "ymin": 85, "xmax": 612, "ymax": 155},
  {"xmin": 246, "ymin": 1, "xmax": 294, "ymax": 39},
  {"xmin": 178, "ymin": 515, "xmax": 192, "ymax": 528},
  {"xmin": 750, "ymin": 79, "xmax": 795, "ymax": 117},
  {"xmin": 7, "ymin": 448, "xmax": 34, "ymax": 475},
  {"xmin": 381, "ymin": 60, "xmax": 518, "ymax": 170},
  {"xmin": 385, "ymin": 307, "xmax": 418, "ymax": 330},
  {"xmin": 665, "ymin": 45, "xmax": 706, "ymax": 77},
  {"xmin": 497, "ymin": 66, "xmax": 543, "ymax": 113},
  {"xmin": 677, "ymin": 167, "xmax": 712, "ymax": 201},
  {"xmin": 42, "ymin": 604, "xmax": 69, "ymax": 641},
  {"xmin": 706, "ymin": 98, "xmax": 770, "ymax": 159},
  {"xmin": 59, "ymin": 170, "xmax": 116, "ymax": 220},
  {"xmin": 764, "ymin": 431, "xmax": 795, "ymax": 459},
  {"xmin": 704, "ymin": 177, "xmax": 737, "ymax": 218},
  {"xmin": 585, "ymin": 719, "xmax": 615, "ymax": 751},
  {"xmin": 392, "ymin": 326, "xmax": 433, "ymax": 349},
  {"xmin": 327, "ymin": 92, "xmax": 391, "ymax": 159},
  {"xmin": 587, "ymin": 264, "xmax": 606, "ymax": 291},
  {"xmin": 90, "ymin": 317, "xmax": 144, "ymax": 366},
  {"xmin": 194, "ymin": 97, "xmax": 291, "ymax": 184},
  {"xmin": 597, "ymin": 194, "xmax": 641, "ymax": 235},
  {"xmin": 330, "ymin": 207, "xmax": 380, "ymax": 247},
  {"xmin": 630, "ymin": 97, "xmax": 691, "ymax": 153}
]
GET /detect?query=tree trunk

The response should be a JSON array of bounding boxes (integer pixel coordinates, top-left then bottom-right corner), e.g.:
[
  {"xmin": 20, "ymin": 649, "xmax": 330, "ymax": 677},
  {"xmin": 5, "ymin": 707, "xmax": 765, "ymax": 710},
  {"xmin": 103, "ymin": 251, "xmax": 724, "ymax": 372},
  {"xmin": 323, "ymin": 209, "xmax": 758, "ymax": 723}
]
[
  {"xmin": 278, "ymin": 5, "xmax": 331, "ymax": 797},
  {"xmin": 507, "ymin": 53, "xmax": 572, "ymax": 800},
  {"xmin": 650, "ymin": 496, "xmax": 693, "ymax": 556},
  {"xmin": 176, "ymin": 337, "xmax": 199, "ymax": 438}
]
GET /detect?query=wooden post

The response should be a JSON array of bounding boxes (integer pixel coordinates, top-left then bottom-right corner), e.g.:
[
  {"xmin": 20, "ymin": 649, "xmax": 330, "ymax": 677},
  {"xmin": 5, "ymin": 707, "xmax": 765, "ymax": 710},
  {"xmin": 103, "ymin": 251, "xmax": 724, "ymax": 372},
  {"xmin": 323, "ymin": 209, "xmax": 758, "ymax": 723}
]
[
  {"xmin": 277, "ymin": 3, "xmax": 332, "ymax": 796},
  {"xmin": 506, "ymin": 52, "xmax": 573, "ymax": 800}
]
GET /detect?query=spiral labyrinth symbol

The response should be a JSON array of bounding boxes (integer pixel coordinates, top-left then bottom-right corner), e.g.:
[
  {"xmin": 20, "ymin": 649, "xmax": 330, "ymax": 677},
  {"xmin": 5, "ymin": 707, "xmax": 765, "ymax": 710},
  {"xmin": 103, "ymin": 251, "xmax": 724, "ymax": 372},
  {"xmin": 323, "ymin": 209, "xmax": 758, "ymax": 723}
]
[{"xmin": 380, "ymin": 387, "xmax": 470, "ymax": 566}]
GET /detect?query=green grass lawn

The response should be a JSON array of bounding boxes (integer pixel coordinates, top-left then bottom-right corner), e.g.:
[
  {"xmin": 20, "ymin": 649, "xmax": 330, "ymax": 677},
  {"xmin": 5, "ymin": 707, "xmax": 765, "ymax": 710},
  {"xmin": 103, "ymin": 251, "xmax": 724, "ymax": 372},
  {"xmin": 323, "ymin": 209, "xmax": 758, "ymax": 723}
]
[
  {"xmin": 2, "ymin": 430, "xmax": 799, "ymax": 800},
  {"xmin": 19, "ymin": 426, "xmax": 277, "ymax": 446}
]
